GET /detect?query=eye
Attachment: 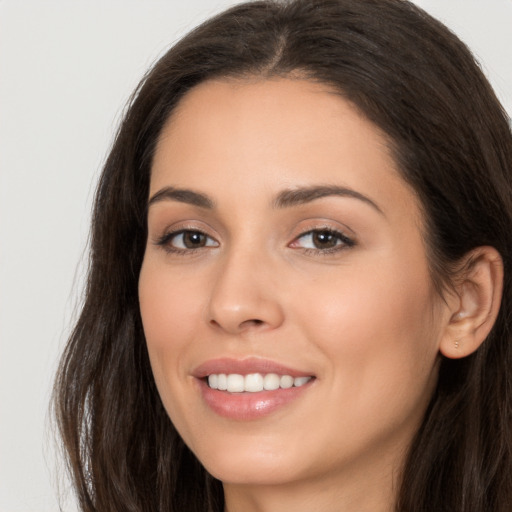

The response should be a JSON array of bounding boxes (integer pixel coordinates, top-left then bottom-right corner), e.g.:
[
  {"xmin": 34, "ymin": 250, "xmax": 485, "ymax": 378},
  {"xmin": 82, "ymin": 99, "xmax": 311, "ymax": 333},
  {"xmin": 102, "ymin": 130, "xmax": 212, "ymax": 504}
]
[
  {"xmin": 290, "ymin": 228, "xmax": 355, "ymax": 252},
  {"xmin": 156, "ymin": 229, "xmax": 219, "ymax": 252}
]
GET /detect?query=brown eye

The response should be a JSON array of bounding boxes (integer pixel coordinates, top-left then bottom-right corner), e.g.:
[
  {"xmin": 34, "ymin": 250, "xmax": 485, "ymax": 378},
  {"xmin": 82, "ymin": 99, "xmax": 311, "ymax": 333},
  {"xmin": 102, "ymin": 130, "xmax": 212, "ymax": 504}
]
[
  {"xmin": 158, "ymin": 230, "xmax": 219, "ymax": 251},
  {"xmin": 311, "ymin": 230, "xmax": 339, "ymax": 249},
  {"xmin": 181, "ymin": 231, "xmax": 208, "ymax": 248},
  {"xmin": 290, "ymin": 228, "xmax": 355, "ymax": 253}
]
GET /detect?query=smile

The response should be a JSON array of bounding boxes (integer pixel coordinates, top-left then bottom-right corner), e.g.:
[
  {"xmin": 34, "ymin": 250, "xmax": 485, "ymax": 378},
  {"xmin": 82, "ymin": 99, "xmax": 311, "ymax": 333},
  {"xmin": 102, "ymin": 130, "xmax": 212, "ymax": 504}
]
[
  {"xmin": 207, "ymin": 373, "xmax": 312, "ymax": 393},
  {"xmin": 194, "ymin": 358, "xmax": 316, "ymax": 420}
]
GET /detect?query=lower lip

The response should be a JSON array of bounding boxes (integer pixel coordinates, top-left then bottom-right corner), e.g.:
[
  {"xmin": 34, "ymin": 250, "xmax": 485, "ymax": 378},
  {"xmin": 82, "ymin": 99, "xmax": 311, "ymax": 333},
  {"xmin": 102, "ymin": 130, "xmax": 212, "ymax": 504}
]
[{"xmin": 197, "ymin": 379, "xmax": 313, "ymax": 420}]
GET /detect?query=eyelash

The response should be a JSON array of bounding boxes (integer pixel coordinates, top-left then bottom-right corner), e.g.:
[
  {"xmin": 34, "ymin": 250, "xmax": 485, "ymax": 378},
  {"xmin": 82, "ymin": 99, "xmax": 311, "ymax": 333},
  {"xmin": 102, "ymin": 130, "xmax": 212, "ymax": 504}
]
[
  {"xmin": 292, "ymin": 228, "xmax": 356, "ymax": 255},
  {"xmin": 154, "ymin": 227, "xmax": 356, "ymax": 256},
  {"xmin": 155, "ymin": 229, "xmax": 218, "ymax": 255}
]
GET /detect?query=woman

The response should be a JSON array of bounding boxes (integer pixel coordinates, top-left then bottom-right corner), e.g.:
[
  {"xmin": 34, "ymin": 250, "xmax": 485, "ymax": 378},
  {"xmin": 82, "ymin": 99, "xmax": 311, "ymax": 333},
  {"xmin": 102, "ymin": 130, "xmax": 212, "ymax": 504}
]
[{"xmin": 54, "ymin": 0, "xmax": 512, "ymax": 510}]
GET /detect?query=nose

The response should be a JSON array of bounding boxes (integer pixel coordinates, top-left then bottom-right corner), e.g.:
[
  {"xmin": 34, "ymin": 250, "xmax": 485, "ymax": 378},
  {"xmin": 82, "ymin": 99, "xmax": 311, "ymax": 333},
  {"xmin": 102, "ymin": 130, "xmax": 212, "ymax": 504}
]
[{"xmin": 206, "ymin": 247, "xmax": 285, "ymax": 335}]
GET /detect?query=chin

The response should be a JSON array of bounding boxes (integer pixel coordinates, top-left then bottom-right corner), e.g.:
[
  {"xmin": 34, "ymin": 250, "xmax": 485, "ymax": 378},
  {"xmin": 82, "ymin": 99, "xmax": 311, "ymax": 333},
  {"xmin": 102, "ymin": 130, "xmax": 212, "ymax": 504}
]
[
  {"xmin": 190, "ymin": 436, "xmax": 302, "ymax": 486},
  {"xmin": 205, "ymin": 460, "xmax": 299, "ymax": 487}
]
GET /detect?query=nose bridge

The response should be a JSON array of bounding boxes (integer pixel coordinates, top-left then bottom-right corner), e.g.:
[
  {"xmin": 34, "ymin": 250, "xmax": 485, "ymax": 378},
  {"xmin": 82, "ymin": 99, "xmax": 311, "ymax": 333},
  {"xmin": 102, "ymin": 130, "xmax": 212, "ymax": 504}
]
[{"xmin": 207, "ymin": 238, "xmax": 284, "ymax": 334}]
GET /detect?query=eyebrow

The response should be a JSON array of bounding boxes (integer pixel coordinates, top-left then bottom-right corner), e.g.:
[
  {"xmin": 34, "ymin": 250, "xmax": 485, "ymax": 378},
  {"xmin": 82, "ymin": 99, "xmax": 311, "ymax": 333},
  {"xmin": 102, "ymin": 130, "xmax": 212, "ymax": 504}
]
[
  {"xmin": 148, "ymin": 186, "xmax": 215, "ymax": 209},
  {"xmin": 273, "ymin": 185, "xmax": 384, "ymax": 215},
  {"xmin": 147, "ymin": 184, "xmax": 383, "ymax": 215}
]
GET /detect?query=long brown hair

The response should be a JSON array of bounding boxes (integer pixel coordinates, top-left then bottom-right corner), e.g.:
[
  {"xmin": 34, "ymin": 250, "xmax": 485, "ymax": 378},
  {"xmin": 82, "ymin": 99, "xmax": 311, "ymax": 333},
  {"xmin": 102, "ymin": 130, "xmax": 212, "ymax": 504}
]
[{"xmin": 54, "ymin": 1, "xmax": 512, "ymax": 510}]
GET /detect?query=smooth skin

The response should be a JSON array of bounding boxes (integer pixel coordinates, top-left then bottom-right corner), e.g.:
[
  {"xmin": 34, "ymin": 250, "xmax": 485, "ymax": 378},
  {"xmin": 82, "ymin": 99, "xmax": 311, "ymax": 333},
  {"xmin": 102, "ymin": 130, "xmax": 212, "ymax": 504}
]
[{"xmin": 138, "ymin": 78, "xmax": 502, "ymax": 512}]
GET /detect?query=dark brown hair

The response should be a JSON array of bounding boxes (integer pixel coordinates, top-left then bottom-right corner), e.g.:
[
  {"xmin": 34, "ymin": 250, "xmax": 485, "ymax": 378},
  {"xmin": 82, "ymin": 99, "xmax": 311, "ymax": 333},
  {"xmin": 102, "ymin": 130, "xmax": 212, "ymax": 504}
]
[{"xmin": 54, "ymin": 1, "xmax": 512, "ymax": 510}]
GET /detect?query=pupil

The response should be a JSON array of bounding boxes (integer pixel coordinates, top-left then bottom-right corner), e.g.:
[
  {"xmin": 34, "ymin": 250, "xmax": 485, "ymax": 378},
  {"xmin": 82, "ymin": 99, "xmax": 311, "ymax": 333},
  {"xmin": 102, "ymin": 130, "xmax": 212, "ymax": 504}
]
[
  {"xmin": 184, "ymin": 231, "xmax": 205, "ymax": 248},
  {"xmin": 313, "ymin": 231, "xmax": 337, "ymax": 249}
]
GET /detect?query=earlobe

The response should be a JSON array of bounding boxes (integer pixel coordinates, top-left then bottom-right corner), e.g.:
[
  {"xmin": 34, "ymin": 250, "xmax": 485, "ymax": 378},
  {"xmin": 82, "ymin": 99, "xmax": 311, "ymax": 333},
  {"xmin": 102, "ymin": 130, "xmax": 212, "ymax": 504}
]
[{"xmin": 439, "ymin": 246, "xmax": 503, "ymax": 359}]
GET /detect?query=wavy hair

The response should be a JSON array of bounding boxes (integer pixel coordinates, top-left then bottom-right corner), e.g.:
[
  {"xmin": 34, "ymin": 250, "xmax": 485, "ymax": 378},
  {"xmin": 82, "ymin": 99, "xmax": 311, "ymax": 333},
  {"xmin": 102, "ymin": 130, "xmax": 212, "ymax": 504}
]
[{"xmin": 54, "ymin": 1, "xmax": 512, "ymax": 510}]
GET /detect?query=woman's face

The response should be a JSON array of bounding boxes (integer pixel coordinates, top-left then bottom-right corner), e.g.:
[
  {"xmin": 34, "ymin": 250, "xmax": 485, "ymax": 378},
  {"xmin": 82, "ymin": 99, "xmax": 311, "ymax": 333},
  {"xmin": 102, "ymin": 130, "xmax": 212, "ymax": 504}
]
[{"xmin": 139, "ymin": 78, "xmax": 450, "ymax": 491}]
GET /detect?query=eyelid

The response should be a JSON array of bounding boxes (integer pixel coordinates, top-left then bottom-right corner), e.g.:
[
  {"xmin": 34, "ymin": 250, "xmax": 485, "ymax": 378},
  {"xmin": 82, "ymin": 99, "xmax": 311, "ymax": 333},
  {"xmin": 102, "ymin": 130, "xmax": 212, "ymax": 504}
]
[{"xmin": 150, "ymin": 218, "xmax": 218, "ymax": 242}]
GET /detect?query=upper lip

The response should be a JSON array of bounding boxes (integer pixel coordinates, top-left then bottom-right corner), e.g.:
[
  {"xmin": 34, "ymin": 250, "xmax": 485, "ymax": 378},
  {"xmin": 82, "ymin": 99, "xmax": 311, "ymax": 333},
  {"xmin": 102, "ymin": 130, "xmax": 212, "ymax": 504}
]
[{"xmin": 193, "ymin": 357, "xmax": 314, "ymax": 379}]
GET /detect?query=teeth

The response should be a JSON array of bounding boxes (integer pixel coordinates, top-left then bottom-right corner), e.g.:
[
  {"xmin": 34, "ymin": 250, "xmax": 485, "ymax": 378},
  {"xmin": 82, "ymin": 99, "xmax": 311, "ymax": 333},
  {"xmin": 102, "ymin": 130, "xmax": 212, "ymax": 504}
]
[
  {"xmin": 207, "ymin": 373, "xmax": 312, "ymax": 392},
  {"xmin": 263, "ymin": 373, "xmax": 280, "ymax": 390},
  {"xmin": 217, "ymin": 374, "xmax": 227, "ymax": 391},
  {"xmin": 293, "ymin": 376, "xmax": 311, "ymax": 387},
  {"xmin": 226, "ymin": 374, "xmax": 245, "ymax": 393},
  {"xmin": 280, "ymin": 375, "xmax": 294, "ymax": 389},
  {"xmin": 245, "ymin": 373, "xmax": 264, "ymax": 392},
  {"xmin": 208, "ymin": 374, "xmax": 218, "ymax": 389}
]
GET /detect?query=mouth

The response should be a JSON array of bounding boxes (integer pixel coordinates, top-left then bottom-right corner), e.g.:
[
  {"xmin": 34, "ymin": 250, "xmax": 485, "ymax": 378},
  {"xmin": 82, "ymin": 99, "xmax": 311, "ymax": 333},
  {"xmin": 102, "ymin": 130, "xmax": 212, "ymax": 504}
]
[{"xmin": 193, "ymin": 358, "xmax": 316, "ymax": 420}]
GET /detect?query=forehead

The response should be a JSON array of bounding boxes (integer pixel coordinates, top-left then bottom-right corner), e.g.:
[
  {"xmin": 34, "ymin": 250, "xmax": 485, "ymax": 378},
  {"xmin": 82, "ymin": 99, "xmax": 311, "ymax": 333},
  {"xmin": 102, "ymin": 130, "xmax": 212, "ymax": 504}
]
[
  {"xmin": 151, "ymin": 78, "xmax": 420, "ymax": 226},
  {"xmin": 154, "ymin": 78, "xmax": 391, "ymax": 172}
]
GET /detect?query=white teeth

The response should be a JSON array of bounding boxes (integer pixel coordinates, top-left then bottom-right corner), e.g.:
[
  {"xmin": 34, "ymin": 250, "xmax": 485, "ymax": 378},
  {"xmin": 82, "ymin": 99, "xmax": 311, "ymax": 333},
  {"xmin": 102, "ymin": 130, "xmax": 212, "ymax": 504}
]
[
  {"xmin": 217, "ymin": 374, "xmax": 227, "ymax": 391},
  {"xmin": 226, "ymin": 374, "xmax": 245, "ymax": 392},
  {"xmin": 206, "ymin": 372, "xmax": 312, "ymax": 392},
  {"xmin": 293, "ymin": 376, "xmax": 311, "ymax": 387},
  {"xmin": 263, "ymin": 373, "xmax": 280, "ymax": 390},
  {"xmin": 280, "ymin": 375, "xmax": 294, "ymax": 389},
  {"xmin": 245, "ymin": 373, "xmax": 264, "ymax": 392},
  {"xmin": 208, "ymin": 374, "xmax": 218, "ymax": 389}
]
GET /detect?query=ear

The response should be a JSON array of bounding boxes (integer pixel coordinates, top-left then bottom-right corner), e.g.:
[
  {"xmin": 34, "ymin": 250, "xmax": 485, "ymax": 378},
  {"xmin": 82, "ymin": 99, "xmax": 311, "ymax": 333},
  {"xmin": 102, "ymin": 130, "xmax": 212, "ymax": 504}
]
[{"xmin": 439, "ymin": 246, "xmax": 503, "ymax": 359}]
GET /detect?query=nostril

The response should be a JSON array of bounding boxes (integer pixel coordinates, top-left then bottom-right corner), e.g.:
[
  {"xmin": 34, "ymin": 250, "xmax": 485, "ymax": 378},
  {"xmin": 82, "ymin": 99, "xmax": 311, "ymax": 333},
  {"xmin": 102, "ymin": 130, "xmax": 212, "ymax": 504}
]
[
  {"xmin": 236, "ymin": 318, "xmax": 266, "ymax": 331},
  {"xmin": 245, "ymin": 319, "xmax": 264, "ymax": 326},
  {"xmin": 209, "ymin": 317, "xmax": 262, "ymax": 325}
]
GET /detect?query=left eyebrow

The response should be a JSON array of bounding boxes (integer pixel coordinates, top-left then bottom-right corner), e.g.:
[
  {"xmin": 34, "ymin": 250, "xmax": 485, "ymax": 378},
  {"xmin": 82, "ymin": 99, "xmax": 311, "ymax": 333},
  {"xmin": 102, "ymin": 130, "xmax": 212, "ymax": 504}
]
[{"xmin": 273, "ymin": 185, "xmax": 384, "ymax": 215}]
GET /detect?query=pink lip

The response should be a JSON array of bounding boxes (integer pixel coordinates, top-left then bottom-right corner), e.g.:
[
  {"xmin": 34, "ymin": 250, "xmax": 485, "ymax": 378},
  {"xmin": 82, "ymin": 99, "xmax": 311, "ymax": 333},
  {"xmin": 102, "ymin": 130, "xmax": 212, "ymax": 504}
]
[
  {"xmin": 193, "ymin": 357, "xmax": 315, "ymax": 421},
  {"xmin": 193, "ymin": 357, "xmax": 312, "ymax": 379}
]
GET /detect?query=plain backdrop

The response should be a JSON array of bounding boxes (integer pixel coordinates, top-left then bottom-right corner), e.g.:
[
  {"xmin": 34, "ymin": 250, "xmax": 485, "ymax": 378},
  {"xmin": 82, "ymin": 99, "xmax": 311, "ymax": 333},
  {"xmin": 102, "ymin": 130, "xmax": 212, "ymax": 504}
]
[{"xmin": 0, "ymin": 1, "xmax": 511, "ymax": 510}]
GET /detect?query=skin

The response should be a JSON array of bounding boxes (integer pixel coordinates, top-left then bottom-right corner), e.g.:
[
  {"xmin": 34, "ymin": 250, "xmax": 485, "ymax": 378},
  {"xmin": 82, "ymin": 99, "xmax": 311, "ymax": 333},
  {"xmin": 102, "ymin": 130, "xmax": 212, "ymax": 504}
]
[{"xmin": 138, "ymin": 78, "xmax": 456, "ymax": 512}]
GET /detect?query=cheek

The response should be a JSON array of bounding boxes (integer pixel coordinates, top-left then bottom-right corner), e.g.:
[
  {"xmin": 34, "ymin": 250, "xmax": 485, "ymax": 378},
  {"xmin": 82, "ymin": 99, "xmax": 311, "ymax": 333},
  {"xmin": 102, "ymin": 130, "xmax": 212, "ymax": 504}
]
[
  {"xmin": 294, "ymin": 257, "xmax": 440, "ymax": 398},
  {"xmin": 288, "ymin": 261, "xmax": 442, "ymax": 460},
  {"xmin": 138, "ymin": 260, "xmax": 203, "ymax": 385},
  {"xmin": 300, "ymin": 259, "xmax": 433, "ymax": 330}
]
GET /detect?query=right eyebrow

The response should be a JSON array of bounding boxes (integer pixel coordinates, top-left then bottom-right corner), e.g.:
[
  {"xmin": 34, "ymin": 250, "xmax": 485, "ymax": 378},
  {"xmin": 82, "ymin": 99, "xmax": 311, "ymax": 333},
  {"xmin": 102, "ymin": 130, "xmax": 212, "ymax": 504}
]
[{"xmin": 147, "ymin": 186, "xmax": 215, "ymax": 209}]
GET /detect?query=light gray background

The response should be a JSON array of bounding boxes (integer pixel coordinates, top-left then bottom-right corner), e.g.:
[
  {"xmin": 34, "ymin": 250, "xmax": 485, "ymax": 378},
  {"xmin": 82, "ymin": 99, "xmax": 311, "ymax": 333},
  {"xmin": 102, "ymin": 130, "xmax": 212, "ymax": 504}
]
[{"xmin": 1, "ymin": 1, "xmax": 511, "ymax": 510}]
